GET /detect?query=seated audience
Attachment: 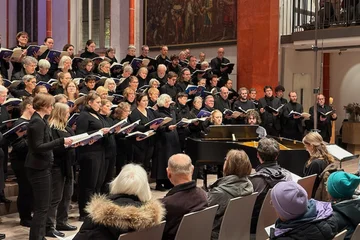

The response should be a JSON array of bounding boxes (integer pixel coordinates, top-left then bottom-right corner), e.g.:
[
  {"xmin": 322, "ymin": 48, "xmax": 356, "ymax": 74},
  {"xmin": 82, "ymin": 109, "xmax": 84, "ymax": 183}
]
[
  {"xmin": 302, "ymin": 131, "xmax": 334, "ymax": 198},
  {"xmin": 249, "ymin": 137, "xmax": 292, "ymax": 234},
  {"xmin": 162, "ymin": 154, "xmax": 208, "ymax": 240},
  {"xmin": 74, "ymin": 164, "xmax": 165, "ymax": 240},
  {"xmin": 208, "ymin": 149, "xmax": 254, "ymax": 240},
  {"xmin": 328, "ymin": 171, "xmax": 360, "ymax": 240},
  {"xmin": 269, "ymin": 181, "xmax": 338, "ymax": 240}
]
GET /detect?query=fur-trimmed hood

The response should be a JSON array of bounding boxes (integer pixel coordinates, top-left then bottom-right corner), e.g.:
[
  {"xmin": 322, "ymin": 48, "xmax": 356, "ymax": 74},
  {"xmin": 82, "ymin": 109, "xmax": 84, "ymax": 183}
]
[{"xmin": 85, "ymin": 194, "xmax": 166, "ymax": 230}]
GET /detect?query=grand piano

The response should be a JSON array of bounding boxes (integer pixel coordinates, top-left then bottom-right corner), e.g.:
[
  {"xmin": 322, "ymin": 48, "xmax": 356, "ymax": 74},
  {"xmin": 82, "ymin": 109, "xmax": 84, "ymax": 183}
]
[{"xmin": 185, "ymin": 125, "xmax": 310, "ymax": 186}]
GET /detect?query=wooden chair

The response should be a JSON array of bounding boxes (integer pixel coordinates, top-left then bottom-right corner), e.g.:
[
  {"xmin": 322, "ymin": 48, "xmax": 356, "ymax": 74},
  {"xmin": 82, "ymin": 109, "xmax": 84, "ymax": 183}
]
[
  {"xmin": 256, "ymin": 190, "xmax": 277, "ymax": 240},
  {"xmin": 297, "ymin": 174, "xmax": 317, "ymax": 199},
  {"xmin": 218, "ymin": 192, "xmax": 258, "ymax": 240},
  {"xmin": 333, "ymin": 229, "xmax": 347, "ymax": 240},
  {"xmin": 118, "ymin": 221, "xmax": 166, "ymax": 240},
  {"xmin": 350, "ymin": 224, "xmax": 360, "ymax": 240},
  {"xmin": 174, "ymin": 205, "xmax": 218, "ymax": 240}
]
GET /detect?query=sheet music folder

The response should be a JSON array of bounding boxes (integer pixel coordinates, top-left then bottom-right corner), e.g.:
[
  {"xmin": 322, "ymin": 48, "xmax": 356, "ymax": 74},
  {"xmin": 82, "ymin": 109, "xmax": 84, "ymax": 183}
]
[
  {"xmin": 326, "ymin": 144, "xmax": 359, "ymax": 167},
  {"xmin": 204, "ymin": 125, "xmax": 259, "ymax": 141}
]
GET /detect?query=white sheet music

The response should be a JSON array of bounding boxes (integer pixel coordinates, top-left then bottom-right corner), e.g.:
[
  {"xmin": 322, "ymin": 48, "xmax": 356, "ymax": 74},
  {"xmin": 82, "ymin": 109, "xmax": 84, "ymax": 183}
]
[{"xmin": 326, "ymin": 144, "xmax": 354, "ymax": 160}]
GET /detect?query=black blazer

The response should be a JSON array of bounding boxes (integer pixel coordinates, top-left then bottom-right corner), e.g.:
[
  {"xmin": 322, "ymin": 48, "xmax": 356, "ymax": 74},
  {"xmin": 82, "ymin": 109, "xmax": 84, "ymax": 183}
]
[{"xmin": 25, "ymin": 112, "xmax": 64, "ymax": 170}]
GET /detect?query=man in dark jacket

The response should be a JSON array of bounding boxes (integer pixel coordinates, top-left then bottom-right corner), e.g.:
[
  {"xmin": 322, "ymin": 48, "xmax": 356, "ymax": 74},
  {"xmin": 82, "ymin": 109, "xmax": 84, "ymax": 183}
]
[
  {"xmin": 327, "ymin": 171, "xmax": 360, "ymax": 240},
  {"xmin": 270, "ymin": 181, "xmax": 338, "ymax": 240},
  {"xmin": 281, "ymin": 91, "xmax": 304, "ymax": 141},
  {"xmin": 249, "ymin": 137, "xmax": 292, "ymax": 234},
  {"xmin": 162, "ymin": 154, "xmax": 208, "ymax": 240},
  {"xmin": 307, "ymin": 94, "xmax": 337, "ymax": 142},
  {"xmin": 258, "ymin": 86, "xmax": 283, "ymax": 136}
]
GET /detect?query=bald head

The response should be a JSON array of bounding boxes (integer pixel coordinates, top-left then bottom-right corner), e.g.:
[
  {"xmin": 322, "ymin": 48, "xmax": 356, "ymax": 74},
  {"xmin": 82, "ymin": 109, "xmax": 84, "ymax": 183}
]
[
  {"xmin": 217, "ymin": 48, "xmax": 225, "ymax": 58},
  {"xmin": 168, "ymin": 154, "xmax": 193, "ymax": 175}
]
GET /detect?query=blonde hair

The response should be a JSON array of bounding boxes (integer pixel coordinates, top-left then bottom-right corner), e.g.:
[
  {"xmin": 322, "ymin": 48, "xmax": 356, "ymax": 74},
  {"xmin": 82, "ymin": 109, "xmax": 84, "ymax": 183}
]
[
  {"xmin": 210, "ymin": 109, "xmax": 222, "ymax": 124},
  {"xmin": 98, "ymin": 60, "xmax": 110, "ymax": 73},
  {"xmin": 302, "ymin": 132, "xmax": 334, "ymax": 166},
  {"xmin": 223, "ymin": 150, "xmax": 252, "ymax": 177},
  {"xmin": 96, "ymin": 86, "xmax": 108, "ymax": 96},
  {"xmin": 48, "ymin": 103, "xmax": 70, "ymax": 131},
  {"xmin": 109, "ymin": 164, "xmax": 151, "ymax": 202},
  {"xmin": 123, "ymin": 87, "xmax": 135, "ymax": 98},
  {"xmin": 58, "ymin": 56, "xmax": 72, "ymax": 70}
]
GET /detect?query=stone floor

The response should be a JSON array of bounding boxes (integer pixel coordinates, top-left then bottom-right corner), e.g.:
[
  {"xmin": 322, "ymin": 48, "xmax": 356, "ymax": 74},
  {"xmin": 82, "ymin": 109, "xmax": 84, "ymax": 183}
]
[{"xmin": 0, "ymin": 158, "xmax": 358, "ymax": 240}]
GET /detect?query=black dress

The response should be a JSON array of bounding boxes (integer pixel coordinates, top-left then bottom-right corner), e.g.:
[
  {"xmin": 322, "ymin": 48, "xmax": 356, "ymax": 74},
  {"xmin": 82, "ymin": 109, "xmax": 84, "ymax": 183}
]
[
  {"xmin": 76, "ymin": 107, "xmax": 106, "ymax": 217},
  {"xmin": 152, "ymin": 107, "xmax": 181, "ymax": 181},
  {"xmin": 100, "ymin": 114, "xmax": 117, "ymax": 193},
  {"xmin": 128, "ymin": 108, "xmax": 156, "ymax": 171},
  {"xmin": 8, "ymin": 117, "xmax": 32, "ymax": 222}
]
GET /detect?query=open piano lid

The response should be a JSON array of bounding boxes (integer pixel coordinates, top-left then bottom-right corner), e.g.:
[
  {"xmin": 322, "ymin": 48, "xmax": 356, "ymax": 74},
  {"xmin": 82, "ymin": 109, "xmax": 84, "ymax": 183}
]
[{"xmin": 204, "ymin": 124, "xmax": 259, "ymax": 141}]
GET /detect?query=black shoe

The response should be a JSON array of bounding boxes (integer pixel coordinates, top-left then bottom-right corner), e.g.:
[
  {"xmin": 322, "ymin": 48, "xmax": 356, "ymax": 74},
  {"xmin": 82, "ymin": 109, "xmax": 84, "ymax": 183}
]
[
  {"xmin": 0, "ymin": 197, "xmax": 11, "ymax": 203},
  {"xmin": 155, "ymin": 184, "xmax": 167, "ymax": 192},
  {"xmin": 45, "ymin": 228, "xmax": 65, "ymax": 238},
  {"xmin": 0, "ymin": 233, "xmax": 5, "ymax": 239},
  {"xmin": 56, "ymin": 223, "xmax": 77, "ymax": 231},
  {"xmin": 20, "ymin": 219, "xmax": 32, "ymax": 227}
]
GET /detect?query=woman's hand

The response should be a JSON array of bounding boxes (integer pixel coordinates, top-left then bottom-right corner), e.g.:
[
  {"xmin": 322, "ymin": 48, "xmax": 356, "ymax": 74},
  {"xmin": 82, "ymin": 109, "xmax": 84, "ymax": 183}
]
[
  {"xmin": 64, "ymin": 137, "xmax": 73, "ymax": 147},
  {"xmin": 101, "ymin": 128, "xmax": 110, "ymax": 135},
  {"xmin": 168, "ymin": 125, "xmax": 176, "ymax": 131},
  {"xmin": 150, "ymin": 123, "xmax": 160, "ymax": 130}
]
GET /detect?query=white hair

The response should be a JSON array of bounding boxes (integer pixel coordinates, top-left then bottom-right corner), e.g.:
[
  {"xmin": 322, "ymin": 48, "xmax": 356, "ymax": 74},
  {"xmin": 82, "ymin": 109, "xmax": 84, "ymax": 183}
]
[
  {"xmin": 123, "ymin": 65, "xmax": 133, "ymax": 74},
  {"xmin": 38, "ymin": 59, "xmax": 51, "ymax": 69},
  {"xmin": 149, "ymin": 78, "xmax": 160, "ymax": 87},
  {"xmin": 128, "ymin": 45, "xmax": 136, "ymax": 50},
  {"xmin": 157, "ymin": 64, "xmax": 167, "ymax": 71},
  {"xmin": 157, "ymin": 94, "xmax": 171, "ymax": 107},
  {"xmin": 22, "ymin": 74, "xmax": 36, "ymax": 82},
  {"xmin": 104, "ymin": 78, "xmax": 115, "ymax": 88},
  {"xmin": 22, "ymin": 56, "xmax": 38, "ymax": 66},
  {"xmin": 109, "ymin": 164, "xmax": 151, "ymax": 202},
  {"xmin": 58, "ymin": 56, "xmax": 72, "ymax": 70},
  {"xmin": 0, "ymin": 85, "xmax": 8, "ymax": 94}
]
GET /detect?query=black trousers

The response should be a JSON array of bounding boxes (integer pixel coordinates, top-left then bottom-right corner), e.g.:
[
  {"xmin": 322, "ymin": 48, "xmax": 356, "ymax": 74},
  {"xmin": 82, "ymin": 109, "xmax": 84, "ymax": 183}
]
[
  {"xmin": 27, "ymin": 167, "xmax": 51, "ymax": 240},
  {"xmin": 57, "ymin": 170, "xmax": 73, "ymax": 225},
  {"xmin": 12, "ymin": 159, "xmax": 33, "ymax": 221},
  {"xmin": 46, "ymin": 167, "xmax": 64, "ymax": 229},
  {"xmin": 78, "ymin": 152, "xmax": 105, "ymax": 217},
  {"xmin": 101, "ymin": 155, "xmax": 116, "ymax": 194}
]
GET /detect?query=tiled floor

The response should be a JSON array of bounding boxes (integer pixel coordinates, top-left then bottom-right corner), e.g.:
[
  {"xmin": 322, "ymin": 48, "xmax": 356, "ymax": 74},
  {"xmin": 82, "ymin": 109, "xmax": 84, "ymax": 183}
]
[{"xmin": 0, "ymin": 158, "xmax": 358, "ymax": 240}]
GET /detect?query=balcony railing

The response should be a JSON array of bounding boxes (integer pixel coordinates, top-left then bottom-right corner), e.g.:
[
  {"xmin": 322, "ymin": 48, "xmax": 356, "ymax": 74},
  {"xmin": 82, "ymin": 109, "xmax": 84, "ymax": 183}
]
[{"xmin": 280, "ymin": 0, "xmax": 360, "ymax": 35}]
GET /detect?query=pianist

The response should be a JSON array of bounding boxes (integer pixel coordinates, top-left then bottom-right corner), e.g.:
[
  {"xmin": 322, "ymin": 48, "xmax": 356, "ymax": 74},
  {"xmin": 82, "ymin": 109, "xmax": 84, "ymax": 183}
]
[{"xmin": 249, "ymin": 138, "xmax": 292, "ymax": 234}]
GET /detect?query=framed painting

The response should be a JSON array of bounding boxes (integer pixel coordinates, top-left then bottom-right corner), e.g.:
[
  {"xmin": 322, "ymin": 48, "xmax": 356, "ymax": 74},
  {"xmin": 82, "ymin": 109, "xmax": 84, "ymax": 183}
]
[{"xmin": 144, "ymin": 0, "xmax": 237, "ymax": 49}]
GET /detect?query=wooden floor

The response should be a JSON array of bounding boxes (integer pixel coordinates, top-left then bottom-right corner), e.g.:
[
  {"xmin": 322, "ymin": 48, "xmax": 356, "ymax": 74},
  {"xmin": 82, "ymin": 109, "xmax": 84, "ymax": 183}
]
[{"xmin": 0, "ymin": 158, "xmax": 358, "ymax": 240}]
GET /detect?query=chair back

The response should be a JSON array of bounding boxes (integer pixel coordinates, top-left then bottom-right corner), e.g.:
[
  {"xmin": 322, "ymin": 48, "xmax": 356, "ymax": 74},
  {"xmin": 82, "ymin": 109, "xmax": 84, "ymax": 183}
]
[
  {"xmin": 333, "ymin": 229, "xmax": 347, "ymax": 240},
  {"xmin": 256, "ymin": 190, "xmax": 277, "ymax": 240},
  {"xmin": 174, "ymin": 205, "xmax": 218, "ymax": 240},
  {"xmin": 297, "ymin": 174, "xmax": 317, "ymax": 199},
  {"xmin": 118, "ymin": 221, "xmax": 166, "ymax": 240},
  {"xmin": 350, "ymin": 224, "xmax": 360, "ymax": 240},
  {"xmin": 218, "ymin": 192, "xmax": 258, "ymax": 240}
]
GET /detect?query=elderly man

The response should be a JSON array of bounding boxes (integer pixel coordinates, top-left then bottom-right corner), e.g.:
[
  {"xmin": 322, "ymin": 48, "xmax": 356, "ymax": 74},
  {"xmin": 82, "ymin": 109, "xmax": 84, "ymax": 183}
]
[
  {"xmin": 148, "ymin": 64, "xmax": 168, "ymax": 86},
  {"xmin": 115, "ymin": 65, "xmax": 133, "ymax": 94},
  {"xmin": 249, "ymin": 138, "xmax": 292, "ymax": 234},
  {"xmin": 162, "ymin": 154, "xmax": 208, "ymax": 240},
  {"xmin": 308, "ymin": 94, "xmax": 337, "ymax": 142},
  {"xmin": 120, "ymin": 45, "xmax": 136, "ymax": 64},
  {"xmin": 210, "ymin": 48, "xmax": 232, "ymax": 86}
]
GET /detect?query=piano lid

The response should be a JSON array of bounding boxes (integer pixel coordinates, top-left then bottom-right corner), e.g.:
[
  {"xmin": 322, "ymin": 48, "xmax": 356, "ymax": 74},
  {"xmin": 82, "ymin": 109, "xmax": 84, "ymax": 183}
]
[{"xmin": 204, "ymin": 124, "xmax": 259, "ymax": 141}]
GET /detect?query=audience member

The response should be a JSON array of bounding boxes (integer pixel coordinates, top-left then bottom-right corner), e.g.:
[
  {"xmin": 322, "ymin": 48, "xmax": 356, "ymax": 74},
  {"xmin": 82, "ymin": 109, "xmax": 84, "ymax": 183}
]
[{"xmin": 162, "ymin": 154, "xmax": 208, "ymax": 240}]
